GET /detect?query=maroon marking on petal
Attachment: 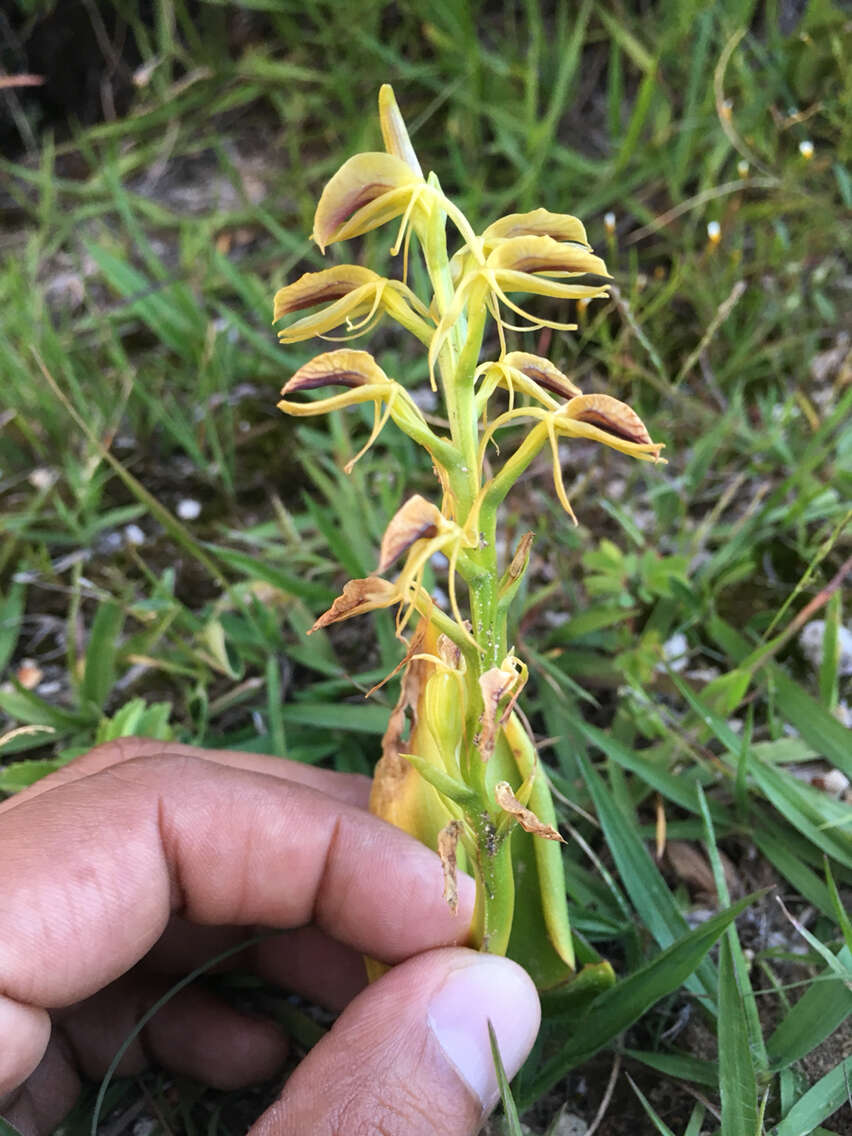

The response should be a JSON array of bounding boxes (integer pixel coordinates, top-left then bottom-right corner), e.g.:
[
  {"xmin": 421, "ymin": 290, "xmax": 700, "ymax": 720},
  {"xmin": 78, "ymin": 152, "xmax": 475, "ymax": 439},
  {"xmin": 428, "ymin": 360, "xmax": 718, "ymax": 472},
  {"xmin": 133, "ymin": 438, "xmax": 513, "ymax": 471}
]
[
  {"xmin": 328, "ymin": 182, "xmax": 397, "ymax": 232},
  {"xmin": 281, "ymin": 282, "xmax": 365, "ymax": 314},
  {"xmin": 519, "ymin": 365, "xmax": 577, "ymax": 399},
  {"xmin": 575, "ymin": 409, "xmax": 651, "ymax": 445},
  {"xmin": 286, "ymin": 370, "xmax": 367, "ymax": 392}
]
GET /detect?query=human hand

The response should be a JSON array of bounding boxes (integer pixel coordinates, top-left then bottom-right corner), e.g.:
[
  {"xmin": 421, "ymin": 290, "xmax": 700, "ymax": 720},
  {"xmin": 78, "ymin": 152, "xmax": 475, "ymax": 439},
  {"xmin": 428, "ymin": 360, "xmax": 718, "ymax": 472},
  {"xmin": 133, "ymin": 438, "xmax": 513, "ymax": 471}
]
[{"xmin": 0, "ymin": 739, "xmax": 540, "ymax": 1134}]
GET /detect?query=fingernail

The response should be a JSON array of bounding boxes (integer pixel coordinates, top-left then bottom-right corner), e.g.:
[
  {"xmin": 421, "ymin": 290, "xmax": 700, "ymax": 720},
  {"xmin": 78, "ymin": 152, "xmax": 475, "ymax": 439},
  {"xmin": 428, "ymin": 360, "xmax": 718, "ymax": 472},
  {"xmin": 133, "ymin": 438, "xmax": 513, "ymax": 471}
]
[{"xmin": 427, "ymin": 955, "xmax": 540, "ymax": 1109}]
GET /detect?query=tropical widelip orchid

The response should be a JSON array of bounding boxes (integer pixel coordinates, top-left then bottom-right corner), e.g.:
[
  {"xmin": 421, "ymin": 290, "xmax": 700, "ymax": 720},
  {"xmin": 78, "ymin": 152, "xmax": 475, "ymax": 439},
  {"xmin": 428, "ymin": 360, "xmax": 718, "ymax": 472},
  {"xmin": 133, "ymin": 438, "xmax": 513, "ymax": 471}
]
[{"xmin": 274, "ymin": 86, "xmax": 664, "ymax": 993}]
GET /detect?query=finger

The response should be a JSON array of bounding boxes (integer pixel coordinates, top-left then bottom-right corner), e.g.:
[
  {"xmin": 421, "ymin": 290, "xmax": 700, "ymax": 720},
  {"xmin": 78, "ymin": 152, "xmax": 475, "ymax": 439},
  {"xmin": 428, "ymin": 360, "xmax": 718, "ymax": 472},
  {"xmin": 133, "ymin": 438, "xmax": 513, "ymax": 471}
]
[
  {"xmin": 252, "ymin": 948, "xmax": 540, "ymax": 1136},
  {"xmin": 0, "ymin": 1034, "xmax": 80, "ymax": 1136},
  {"xmin": 143, "ymin": 919, "xmax": 366, "ymax": 1012},
  {"xmin": 0, "ymin": 995, "xmax": 50, "ymax": 1096},
  {"xmin": 252, "ymin": 927, "xmax": 367, "ymax": 1011},
  {"xmin": 61, "ymin": 975, "xmax": 288, "ymax": 1091},
  {"xmin": 0, "ymin": 737, "xmax": 371, "ymax": 814},
  {"xmin": 0, "ymin": 753, "xmax": 474, "ymax": 1087}
]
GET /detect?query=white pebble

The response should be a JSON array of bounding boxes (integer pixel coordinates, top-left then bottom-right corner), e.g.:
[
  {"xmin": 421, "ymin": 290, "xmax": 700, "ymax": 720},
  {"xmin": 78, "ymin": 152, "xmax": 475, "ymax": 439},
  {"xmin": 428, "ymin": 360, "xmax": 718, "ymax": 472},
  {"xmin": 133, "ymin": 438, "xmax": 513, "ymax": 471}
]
[
  {"xmin": 124, "ymin": 523, "xmax": 146, "ymax": 545},
  {"xmin": 176, "ymin": 498, "xmax": 202, "ymax": 521},
  {"xmin": 661, "ymin": 632, "xmax": 689, "ymax": 673}
]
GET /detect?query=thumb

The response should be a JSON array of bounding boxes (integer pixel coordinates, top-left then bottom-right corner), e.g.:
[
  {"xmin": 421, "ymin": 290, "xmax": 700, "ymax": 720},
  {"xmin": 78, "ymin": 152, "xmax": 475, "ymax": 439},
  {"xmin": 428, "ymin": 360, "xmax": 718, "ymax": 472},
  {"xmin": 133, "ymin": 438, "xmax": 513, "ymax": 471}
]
[{"xmin": 252, "ymin": 947, "xmax": 541, "ymax": 1136}]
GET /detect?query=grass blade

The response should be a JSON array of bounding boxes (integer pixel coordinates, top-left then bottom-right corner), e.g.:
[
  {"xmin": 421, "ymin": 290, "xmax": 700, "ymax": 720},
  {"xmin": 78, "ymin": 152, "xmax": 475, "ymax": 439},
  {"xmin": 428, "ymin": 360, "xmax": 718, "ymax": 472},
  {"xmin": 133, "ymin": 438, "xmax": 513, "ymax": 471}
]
[
  {"xmin": 488, "ymin": 1020, "xmax": 523, "ymax": 1135},
  {"xmin": 519, "ymin": 894, "xmax": 757, "ymax": 1106},
  {"xmin": 767, "ymin": 946, "xmax": 852, "ymax": 1071},
  {"xmin": 773, "ymin": 1056, "xmax": 852, "ymax": 1136},
  {"xmin": 577, "ymin": 751, "xmax": 718, "ymax": 1005},
  {"xmin": 718, "ymin": 935, "xmax": 758, "ymax": 1136}
]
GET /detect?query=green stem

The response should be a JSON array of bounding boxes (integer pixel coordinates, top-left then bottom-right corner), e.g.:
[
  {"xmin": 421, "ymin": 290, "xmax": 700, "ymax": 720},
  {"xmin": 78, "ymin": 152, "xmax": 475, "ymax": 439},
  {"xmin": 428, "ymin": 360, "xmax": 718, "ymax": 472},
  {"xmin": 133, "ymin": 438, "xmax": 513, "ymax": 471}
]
[{"xmin": 470, "ymin": 817, "xmax": 515, "ymax": 955}]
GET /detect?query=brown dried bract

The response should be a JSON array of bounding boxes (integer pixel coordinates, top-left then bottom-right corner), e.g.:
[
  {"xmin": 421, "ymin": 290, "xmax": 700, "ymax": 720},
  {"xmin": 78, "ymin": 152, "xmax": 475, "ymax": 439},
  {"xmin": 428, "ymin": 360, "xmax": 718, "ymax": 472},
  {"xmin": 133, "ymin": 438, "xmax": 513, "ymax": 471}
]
[
  {"xmin": 438, "ymin": 819, "xmax": 463, "ymax": 914},
  {"xmin": 494, "ymin": 782, "xmax": 565, "ymax": 841},
  {"xmin": 378, "ymin": 494, "xmax": 443, "ymax": 573},
  {"xmin": 308, "ymin": 576, "xmax": 399, "ymax": 633},
  {"xmin": 508, "ymin": 532, "xmax": 535, "ymax": 581}
]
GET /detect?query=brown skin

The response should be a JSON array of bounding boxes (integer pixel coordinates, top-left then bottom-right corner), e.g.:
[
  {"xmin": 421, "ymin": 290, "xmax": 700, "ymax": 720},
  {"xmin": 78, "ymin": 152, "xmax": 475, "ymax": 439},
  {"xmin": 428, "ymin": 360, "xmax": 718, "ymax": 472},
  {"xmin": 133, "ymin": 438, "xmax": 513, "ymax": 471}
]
[{"xmin": 0, "ymin": 739, "xmax": 506, "ymax": 1135}]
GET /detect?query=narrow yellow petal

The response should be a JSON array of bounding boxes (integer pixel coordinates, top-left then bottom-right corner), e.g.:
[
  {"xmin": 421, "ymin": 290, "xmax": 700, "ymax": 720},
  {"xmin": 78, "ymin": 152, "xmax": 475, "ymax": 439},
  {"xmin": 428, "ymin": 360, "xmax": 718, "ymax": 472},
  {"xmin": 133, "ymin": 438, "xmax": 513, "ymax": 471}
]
[{"xmin": 378, "ymin": 84, "xmax": 423, "ymax": 177}]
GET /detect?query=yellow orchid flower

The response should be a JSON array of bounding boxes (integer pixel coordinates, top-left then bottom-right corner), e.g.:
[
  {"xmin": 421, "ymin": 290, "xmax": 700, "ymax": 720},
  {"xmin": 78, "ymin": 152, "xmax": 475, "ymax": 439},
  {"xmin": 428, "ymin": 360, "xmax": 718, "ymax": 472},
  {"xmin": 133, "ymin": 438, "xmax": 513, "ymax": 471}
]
[{"xmin": 274, "ymin": 86, "xmax": 659, "ymax": 999}]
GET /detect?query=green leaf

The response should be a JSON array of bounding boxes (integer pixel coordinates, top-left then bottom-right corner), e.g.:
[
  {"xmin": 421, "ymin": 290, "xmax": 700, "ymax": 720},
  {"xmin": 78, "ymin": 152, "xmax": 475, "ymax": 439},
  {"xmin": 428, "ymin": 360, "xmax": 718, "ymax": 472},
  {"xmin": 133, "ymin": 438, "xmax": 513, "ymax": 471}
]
[
  {"xmin": 748, "ymin": 761, "xmax": 852, "ymax": 871},
  {"xmin": 0, "ymin": 1117, "xmax": 26, "ymax": 1136},
  {"xmin": 280, "ymin": 701, "xmax": 389, "ymax": 734},
  {"xmin": 80, "ymin": 602, "xmax": 124, "ymax": 710},
  {"xmin": 402, "ymin": 752, "xmax": 477, "ymax": 806},
  {"xmin": 624, "ymin": 1049, "xmax": 718, "ymax": 1087},
  {"xmin": 626, "ymin": 1074, "xmax": 678, "ymax": 1136},
  {"xmin": 718, "ymin": 935, "xmax": 758, "ymax": 1136},
  {"xmin": 767, "ymin": 666, "xmax": 851, "ymax": 780},
  {"xmin": 0, "ymin": 580, "xmax": 25, "ymax": 675},
  {"xmin": 212, "ymin": 546, "xmax": 334, "ymax": 606},
  {"xmin": 488, "ymin": 1021, "xmax": 523, "ymax": 1135},
  {"xmin": 575, "ymin": 717, "xmax": 727, "ymax": 820},
  {"xmin": 767, "ymin": 946, "xmax": 852, "ymax": 1070},
  {"xmin": 825, "ymin": 860, "xmax": 852, "ymax": 953},
  {"xmin": 0, "ymin": 755, "xmax": 69, "ymax": 792},
  {"xmin": 753, "ymin": 826, "xmax": 836, "ymax": 921},
  {"xmin": 0, "ymin": 684, "xmax": 94, "ymax": 730},
  {"xmin": 773, "ymin": 1056, "xmax": 852, "ymax": 1136},
  {"xmin": 519, "ymin": 894, "xmax": 757, "ymax": 1106},
  {"xmin": 577, "ymin": 751, "xmax": 718, "ymax": 1006}
]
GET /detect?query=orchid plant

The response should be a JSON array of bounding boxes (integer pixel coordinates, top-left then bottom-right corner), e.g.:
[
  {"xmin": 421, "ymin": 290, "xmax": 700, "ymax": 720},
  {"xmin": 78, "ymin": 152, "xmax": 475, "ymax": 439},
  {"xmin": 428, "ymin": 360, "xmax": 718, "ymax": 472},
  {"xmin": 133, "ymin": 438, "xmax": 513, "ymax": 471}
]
[{"xmin": 274, "ymin": 86, "xmax": 664, "ymax": 992}]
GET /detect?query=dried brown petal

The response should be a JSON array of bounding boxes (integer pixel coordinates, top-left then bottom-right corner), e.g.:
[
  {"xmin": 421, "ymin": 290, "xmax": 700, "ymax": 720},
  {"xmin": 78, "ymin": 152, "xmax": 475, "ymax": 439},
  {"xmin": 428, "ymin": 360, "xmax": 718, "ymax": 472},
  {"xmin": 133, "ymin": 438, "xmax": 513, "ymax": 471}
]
[
  {"xmin": 494, "ymin": 781, "xmax": 565, "ymax": 841},
  {"xmin": 281, "ymin": 349, "xmax": 390, "ymax": 395},
  {"xmin": 308, "ymin": 576, "xmax": 399, "ymax": 633},
  {"xmin": 437, "ymin": 819, "xmax": 463, "ymax": 914},
  {"xmin": 378, "ymin": 494, "xmax": 443, "ymax": 573},
  {"xmin": 503, "ymin": 351, "xmax": 582, "ymax": 399},
  {"xmin": 563, "ymin": 393, "xmax": 652, "ymax": 445}
]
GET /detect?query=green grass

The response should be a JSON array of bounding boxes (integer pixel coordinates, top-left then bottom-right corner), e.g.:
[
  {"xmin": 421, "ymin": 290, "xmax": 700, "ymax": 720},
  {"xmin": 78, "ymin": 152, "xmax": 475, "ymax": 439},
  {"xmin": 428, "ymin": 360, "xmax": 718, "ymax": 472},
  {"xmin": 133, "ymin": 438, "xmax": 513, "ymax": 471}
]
[{"xmin": 1, "ymin": 1, "xmax": 850, "ymax": 1132}]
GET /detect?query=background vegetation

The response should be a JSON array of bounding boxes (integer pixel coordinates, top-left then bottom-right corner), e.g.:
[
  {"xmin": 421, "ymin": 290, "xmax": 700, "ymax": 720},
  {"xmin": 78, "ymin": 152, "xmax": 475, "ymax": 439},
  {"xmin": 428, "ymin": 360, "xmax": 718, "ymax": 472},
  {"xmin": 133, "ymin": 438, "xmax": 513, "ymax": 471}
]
[{"xmin": 1, "ymin": 1, "xmax": 849, "ymax": 1133}]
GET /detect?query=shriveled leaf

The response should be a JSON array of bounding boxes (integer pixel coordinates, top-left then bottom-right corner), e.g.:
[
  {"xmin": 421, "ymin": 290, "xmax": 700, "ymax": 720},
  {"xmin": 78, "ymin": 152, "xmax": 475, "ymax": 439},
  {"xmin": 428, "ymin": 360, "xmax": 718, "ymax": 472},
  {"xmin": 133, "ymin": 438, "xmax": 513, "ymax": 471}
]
[
  {"xmin": 495, "ymin": 781, "xmax": 564, "ymax": 841},
  {"xmin": 438, "ymin": 819, "xmax": 462, "ymax": 913}
]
